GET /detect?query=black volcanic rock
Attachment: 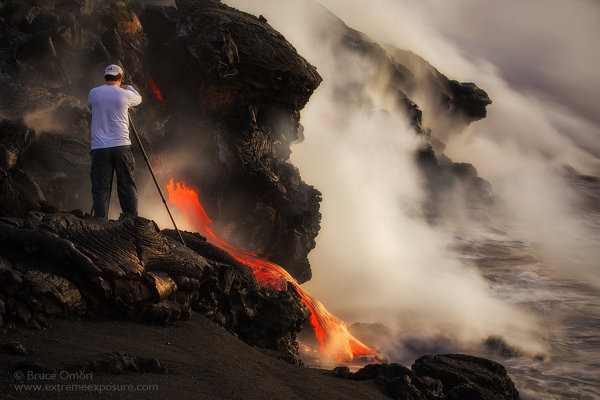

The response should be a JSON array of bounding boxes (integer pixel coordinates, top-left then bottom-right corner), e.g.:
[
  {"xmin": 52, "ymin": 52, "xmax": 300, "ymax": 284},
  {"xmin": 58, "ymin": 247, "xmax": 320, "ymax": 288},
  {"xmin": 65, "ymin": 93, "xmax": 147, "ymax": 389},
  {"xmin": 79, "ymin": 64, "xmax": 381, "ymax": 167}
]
[
  {"xmin": 0, "ymin": 0, "xmax": 150, "ymax": 215},
  {"xmin": 139, "ymin": 0, "xmax": 323, "ymax": 283},
  {"xmin": 0, "ymin": 119, "xmax": 42, "ymax": 217},
  {"xmin": 0, "ymin": 0, "xmax": 321, "ymax": 283},
  {"xmin": 0, "ymin": 211, "xmax": 309, "ymax": 363},
  {"xmin": 412, "ymin": 354, "xmax": 520, "ymax": 400},
  {"xmin": 345, "ymin": 354, "xmax": 519, "ymax": 400},
  {"xmin": 417, "ymin": 146, "xmax": 493, "ymax": 219}
]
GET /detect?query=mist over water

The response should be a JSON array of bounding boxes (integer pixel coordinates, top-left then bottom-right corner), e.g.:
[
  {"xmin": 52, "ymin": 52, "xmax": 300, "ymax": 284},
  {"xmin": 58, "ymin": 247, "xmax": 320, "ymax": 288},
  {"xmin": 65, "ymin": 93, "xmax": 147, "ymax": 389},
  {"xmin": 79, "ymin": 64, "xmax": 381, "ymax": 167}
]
[{"xmin": 225, "ymin": 1, "xmax": 600, "ymax": 396}]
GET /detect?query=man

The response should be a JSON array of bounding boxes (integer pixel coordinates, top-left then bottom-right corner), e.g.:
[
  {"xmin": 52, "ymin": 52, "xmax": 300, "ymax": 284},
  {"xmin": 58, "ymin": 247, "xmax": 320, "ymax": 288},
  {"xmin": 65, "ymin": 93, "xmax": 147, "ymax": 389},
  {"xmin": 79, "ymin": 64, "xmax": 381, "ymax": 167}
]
[{"xmin": 87, "ymin": 64, "xmax": 142, "ymax": 219}]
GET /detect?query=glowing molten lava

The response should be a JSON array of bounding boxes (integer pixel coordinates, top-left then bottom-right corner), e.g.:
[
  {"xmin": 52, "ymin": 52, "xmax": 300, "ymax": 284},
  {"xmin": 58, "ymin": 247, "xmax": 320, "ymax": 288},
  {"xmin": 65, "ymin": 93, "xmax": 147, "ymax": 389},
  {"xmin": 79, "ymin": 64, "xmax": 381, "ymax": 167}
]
[
  {"xmin": 166, "ymin": 178, "xmax": 376, "ymax": 362},
  {"xmin": 148, "ymin": 76, "xmax": 163, "ymax": 101}
]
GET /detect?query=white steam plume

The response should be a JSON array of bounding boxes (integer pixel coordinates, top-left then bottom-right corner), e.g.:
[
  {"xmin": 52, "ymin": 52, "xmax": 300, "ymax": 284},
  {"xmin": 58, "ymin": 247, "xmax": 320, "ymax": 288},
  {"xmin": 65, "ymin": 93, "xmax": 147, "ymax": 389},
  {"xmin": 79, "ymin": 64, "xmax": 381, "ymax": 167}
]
[{"xmin": 224, "ymin": 0, "xmax": 570, "ymax": 355}]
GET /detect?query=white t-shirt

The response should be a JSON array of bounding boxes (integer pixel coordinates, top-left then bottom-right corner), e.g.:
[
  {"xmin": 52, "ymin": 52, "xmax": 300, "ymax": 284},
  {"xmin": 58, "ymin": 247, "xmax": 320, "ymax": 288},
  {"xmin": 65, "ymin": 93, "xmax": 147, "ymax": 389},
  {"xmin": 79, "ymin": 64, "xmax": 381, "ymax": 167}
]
[{"xmin": 87, "ymin": 85, "xmax": 142, "ymax": 150}]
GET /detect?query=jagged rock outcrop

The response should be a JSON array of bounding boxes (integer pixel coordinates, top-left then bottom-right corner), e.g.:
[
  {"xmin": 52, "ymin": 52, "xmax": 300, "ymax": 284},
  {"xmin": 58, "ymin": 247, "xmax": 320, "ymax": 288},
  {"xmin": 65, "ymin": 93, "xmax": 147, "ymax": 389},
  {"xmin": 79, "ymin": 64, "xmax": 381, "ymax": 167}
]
[
  {"xmin": 0, "ymin": 0, "xmax": 321, "ymax": 283},
  {"xmin": 0, "ymin": 211, "xmax": 309, "ymax": 363},
  {"xmin": 334, "ymin": 354, "xmax": 520, "ymax": 400},
  {"xmin": 289, "ymin": 1, "xmax": 494, "ymax": 218},
  {"xmin": 139, "ymin": 0, "xmax": 323, "ymax": 283},
  {"xmin": 319, "ymin": 10, "xmax": 492, "ymax": 125}
]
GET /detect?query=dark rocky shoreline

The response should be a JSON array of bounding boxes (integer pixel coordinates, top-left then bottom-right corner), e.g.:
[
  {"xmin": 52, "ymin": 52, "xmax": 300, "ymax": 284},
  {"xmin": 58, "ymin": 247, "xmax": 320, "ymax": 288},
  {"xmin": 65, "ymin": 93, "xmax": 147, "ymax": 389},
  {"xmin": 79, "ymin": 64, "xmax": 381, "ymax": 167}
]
[
  {"xmin": 0, "ymin": 210, "xmax": 521, "ymax": 399},
  {"xmin": 1, "ymin": 0, "xmax": 522, "ymax": 398}
]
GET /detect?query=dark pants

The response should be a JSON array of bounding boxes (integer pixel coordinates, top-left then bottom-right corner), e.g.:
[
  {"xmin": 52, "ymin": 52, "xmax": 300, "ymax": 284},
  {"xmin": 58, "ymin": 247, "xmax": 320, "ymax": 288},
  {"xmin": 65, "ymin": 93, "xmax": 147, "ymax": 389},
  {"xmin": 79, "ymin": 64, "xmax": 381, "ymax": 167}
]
[{"xmin": 91, "ymin": 145, "xmax": 138, "ymax": 219}]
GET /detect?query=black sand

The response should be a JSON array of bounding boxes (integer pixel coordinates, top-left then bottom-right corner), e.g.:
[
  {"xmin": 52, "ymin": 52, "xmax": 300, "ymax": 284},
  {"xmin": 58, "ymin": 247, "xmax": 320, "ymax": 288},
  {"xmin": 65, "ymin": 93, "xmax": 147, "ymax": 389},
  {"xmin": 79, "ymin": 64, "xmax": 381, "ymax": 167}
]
[{"xmin": 0, "ymin": 314, "xmax": 387, "ymax": 400}]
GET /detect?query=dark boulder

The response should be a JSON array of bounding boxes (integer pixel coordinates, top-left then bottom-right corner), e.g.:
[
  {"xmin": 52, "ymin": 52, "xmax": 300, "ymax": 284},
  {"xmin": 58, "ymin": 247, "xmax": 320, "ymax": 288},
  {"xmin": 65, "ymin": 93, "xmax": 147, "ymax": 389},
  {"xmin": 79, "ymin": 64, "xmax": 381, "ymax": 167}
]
[
  {"xmin": 351, "ymin": 363, "xmax": 440, "ymax": 400},
  {"xmin": 22, "ymin": 270, "xmax": 86, "ymax": 316},
  {"xmin": 344, "ymin": 354, "xmax": 519, "ymax": 400},
  {"xmin": 332, "ymin": 366, "xmax": 352, "ymax": 379},
  {"xmin": 412, "ymin": 354, "xmax": 520, "ymax": 400}
]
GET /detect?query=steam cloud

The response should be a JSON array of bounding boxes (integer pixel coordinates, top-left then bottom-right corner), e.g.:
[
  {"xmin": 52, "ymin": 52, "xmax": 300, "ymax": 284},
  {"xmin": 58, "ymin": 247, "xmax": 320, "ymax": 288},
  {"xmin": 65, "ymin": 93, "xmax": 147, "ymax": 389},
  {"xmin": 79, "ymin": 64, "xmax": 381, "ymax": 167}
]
[{"xmin": 224, "ymin": 0, "xmax": 600, "ymax": 358}]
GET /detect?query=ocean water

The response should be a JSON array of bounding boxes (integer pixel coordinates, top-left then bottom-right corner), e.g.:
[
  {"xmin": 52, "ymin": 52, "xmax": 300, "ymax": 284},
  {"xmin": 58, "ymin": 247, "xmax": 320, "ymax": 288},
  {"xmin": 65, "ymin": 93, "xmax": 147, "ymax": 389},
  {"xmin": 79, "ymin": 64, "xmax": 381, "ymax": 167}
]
[
  {"xmin": 449, "ymin": 175, "xmax": 600, "ymax": 399},
  {"xmin": 454, "ymin": 232, "xmax": 600, "ymax": 400},
  {"xmin": 300, "ymin": 184, "xmax": 600, "ymax": 400}
]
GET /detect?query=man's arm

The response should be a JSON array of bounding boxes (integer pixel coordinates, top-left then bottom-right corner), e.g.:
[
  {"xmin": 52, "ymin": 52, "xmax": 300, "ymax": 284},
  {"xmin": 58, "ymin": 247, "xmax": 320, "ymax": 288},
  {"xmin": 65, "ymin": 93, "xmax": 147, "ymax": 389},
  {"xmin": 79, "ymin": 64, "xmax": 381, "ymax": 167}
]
[{"xmin": 124, "ymin": 86, "xmax": 142, "ymax": 107}]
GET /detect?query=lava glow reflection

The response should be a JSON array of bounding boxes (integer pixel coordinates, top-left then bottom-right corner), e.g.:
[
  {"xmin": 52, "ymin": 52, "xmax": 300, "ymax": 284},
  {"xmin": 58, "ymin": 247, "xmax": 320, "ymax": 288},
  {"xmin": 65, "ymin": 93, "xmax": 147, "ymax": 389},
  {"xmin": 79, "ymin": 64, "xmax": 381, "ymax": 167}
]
[{"xmin": 166, "ymin": 178, "xmax": 376, "ymax": 362}]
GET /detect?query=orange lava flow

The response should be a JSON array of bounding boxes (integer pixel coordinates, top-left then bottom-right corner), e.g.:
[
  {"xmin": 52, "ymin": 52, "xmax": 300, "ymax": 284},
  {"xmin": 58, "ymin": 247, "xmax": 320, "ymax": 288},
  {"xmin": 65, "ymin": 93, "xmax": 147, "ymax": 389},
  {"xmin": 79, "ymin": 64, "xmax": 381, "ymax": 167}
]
[
  {"xmin": 148, "ymin": 76, "xmax": 163, "ymax": 101},
  {"xmin": 166, "ymin": 178, "xmax": 377, "ymax": 362}
]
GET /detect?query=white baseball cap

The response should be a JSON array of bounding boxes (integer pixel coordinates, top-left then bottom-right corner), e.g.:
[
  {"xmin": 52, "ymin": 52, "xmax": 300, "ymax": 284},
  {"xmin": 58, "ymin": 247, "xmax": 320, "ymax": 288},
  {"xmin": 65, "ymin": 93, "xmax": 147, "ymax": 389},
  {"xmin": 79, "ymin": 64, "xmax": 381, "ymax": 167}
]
[{"xmin": 104, "ymin": 64, "xmax": 123, "ymax": 77}]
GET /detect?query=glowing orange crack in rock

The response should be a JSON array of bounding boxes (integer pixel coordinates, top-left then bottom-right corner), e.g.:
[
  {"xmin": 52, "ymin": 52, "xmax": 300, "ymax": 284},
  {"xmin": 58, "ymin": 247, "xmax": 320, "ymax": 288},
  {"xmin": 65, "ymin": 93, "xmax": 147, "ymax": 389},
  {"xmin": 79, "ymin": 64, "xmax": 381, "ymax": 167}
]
[
  {"xmin": 166, "ymin": 178, "xmax": 376, "ymax": 362},
  {"xmin": 148, "ymin": 76, "xmax": 164, "ymax": 101}
]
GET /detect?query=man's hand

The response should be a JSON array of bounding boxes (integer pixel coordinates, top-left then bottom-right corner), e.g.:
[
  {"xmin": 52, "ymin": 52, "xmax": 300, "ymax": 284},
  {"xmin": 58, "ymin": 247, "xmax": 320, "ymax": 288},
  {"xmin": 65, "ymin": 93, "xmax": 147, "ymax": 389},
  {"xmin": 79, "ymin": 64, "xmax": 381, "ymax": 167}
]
[{"xmin": 121, "ymin": 85, "xmax": 130, "ymax": 90}]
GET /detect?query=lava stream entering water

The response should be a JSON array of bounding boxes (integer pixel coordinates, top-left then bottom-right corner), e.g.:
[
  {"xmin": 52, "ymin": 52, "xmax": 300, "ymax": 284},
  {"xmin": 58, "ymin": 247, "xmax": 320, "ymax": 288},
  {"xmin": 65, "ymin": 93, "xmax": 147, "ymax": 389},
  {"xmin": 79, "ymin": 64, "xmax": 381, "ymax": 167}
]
[{"xmin": 166, "ymin": 178, "xmax": 376, "ymax": 362}]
